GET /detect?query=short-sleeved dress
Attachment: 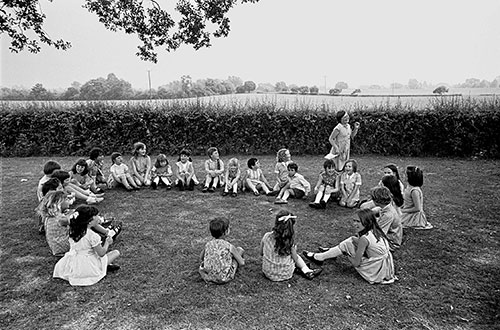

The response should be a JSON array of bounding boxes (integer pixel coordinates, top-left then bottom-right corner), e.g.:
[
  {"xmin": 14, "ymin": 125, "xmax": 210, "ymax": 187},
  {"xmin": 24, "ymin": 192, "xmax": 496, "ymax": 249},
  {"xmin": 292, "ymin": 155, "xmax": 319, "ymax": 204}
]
[
  {"xmin": 261, "ymin": 232, "xmax": 295, "ymax": 281},
  {"xmin": 45, "ymin": 214, "xmax": 70, "ymax": 256},
  {"xmin": 339, "ymin": 231, "xmax": 396, "ymax": 284},
  {"xmin": 340, "ymin": 172, "xmax": 362, "ymax": 203},
  {"xmin": 401, "ymin": 186, "xmax": 432, "ymax": 229},
  {"xmin": 378, "ymin": 203, "xmax": 403, "ymax": 250},
  {"xmin": 199, "ymin": 239, "xmax": 238, "ymax": 284},
  {"xmin": 130, "ymin": 156, "xmax": 151, "ymax": 179},
  {"xmin": 330, "ymin": 123, "xmax": 352, "ymax": 170},
  {"xmin": 53, "ymin": 230, "xmax": 108, "ymax": 286},
  {"xmin": 274, "ymin": 162, "xmax": 290, "ymax": 189}
]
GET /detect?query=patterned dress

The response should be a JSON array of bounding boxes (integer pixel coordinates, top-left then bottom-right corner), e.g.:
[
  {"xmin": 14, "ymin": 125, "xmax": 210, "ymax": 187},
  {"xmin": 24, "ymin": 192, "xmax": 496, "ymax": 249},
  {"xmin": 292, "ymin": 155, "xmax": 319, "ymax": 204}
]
[
  {"xmin": 45, "ymin": 214, "xmax": 70, "ymax": 256},
  {"xmin": 330, "ymin": 123, "xmax": 352, "ymax": 170},
  {"xmin": 53, "ymin": 230, "xmax": 109, "ymax": 286},
  {"xmin": 199, "ymin": 239, "xmax": 238, "ymax": 284},
  {"xmin": 261, "ymin": 232, "xmax": 295, "ymax": 281},
  {"xmin": 339, "ymin": 231, "xmax": 396, "ymax": 284}
]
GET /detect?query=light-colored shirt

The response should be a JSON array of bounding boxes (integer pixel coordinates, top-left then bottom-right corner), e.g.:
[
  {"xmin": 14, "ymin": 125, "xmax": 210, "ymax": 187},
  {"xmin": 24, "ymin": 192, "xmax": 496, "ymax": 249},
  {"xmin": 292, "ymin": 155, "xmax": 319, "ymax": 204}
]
[{"xmin": 289, "ymin": 173, "xmax": 311, "ymax": 195}]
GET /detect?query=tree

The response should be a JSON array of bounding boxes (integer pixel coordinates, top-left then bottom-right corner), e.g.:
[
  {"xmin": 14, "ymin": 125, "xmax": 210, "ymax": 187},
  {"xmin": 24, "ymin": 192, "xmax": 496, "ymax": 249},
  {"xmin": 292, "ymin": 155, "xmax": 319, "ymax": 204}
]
[
  {"xmin": 274, "ymin": 81, "xmax": 288, "ymax": 92},
  {"xmin": 2, "ymin": 0, "xmax": 260, "ymax": 63},
  {"xmin": 329, "ymin": 88, "xmax": 341, "ymax": 95},
  {"xmin": 433, "ymin": 86, "xmax": 449, "ymax": 95},
  {"xmin": 299, "ymin": 86, "xmax": 309, "ymax": 94},
  {"xmin": 309, "ymin": 86, "xmax": 319, "ymax": 95},
  {"xmin": 30, "ymin": 83, "xmax": 52, "ymax": 100},
  {"xmin": 335, "ymin": 81, "xmax": 348, "ymax": 90},
  {"xmin": 243, "ymin": 81, "xmax": 256, "ymax": 93},
  {"xmin": 350, "ymin": 89, "xmax": 361, "ymax": 95}
]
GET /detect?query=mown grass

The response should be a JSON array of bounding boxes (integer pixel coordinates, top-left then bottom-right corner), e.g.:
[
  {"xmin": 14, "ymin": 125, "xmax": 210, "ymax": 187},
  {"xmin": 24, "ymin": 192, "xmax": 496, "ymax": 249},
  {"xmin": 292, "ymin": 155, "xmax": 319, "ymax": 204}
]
[{"xmin": 1, "ymin": 154, "xmax": 499, "ymax": 330}]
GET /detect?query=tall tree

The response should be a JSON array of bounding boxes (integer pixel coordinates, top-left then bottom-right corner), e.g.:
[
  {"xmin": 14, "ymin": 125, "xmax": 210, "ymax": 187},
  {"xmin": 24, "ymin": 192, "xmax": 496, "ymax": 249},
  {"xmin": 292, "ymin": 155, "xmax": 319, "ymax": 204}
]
[{"xmin": 1, "ymin": 0, "xmax": 259, "ymax": 63}]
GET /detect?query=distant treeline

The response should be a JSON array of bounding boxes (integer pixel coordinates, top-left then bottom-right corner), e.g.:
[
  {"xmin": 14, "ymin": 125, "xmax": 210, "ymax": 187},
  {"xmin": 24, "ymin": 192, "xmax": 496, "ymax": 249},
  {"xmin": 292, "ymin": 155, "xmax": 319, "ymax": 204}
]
[{"xmin": 1, "ymin": 74, "xmax": 499, "ymax": 101}]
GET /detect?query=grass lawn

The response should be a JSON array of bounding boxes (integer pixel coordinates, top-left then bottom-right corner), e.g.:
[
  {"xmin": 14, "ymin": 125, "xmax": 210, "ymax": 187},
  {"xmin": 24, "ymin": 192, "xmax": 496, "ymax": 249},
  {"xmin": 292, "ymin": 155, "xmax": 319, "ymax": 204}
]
[{"xmin": 1, "ymin": 154, "xmax": 499, "ymax": 330}]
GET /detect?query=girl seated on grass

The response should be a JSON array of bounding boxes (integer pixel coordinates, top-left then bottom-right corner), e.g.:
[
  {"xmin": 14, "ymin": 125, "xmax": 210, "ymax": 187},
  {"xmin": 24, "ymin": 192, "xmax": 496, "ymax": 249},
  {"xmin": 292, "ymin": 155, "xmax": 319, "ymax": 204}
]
[
  {"xmin": 268, "ymin": 148, "xmax": 292, "ymax": 196},
  {"xmin": 69, "ymin": 158, "xmax": 102, "ymax": 195},
  {"xmin": 202, "ymin": 147, "xmax": 225, "ymax": 193},
  {"xmin": 53, "ymin": 205, "xmax": 121, "ymax": 286},
  {"xmin": 199, "ymin": 217, "xmax": 245, "ymax": 284},
  {"xmin": 243, "ymin": 157, "xmax": 271, "ymax": 196},
  {"xmin": 401, "ymin": 166, "xmax": 433, "ymax": 230},
  {"xmin": 309, "ymin": 159, "xmax": 340, "ymax": 209},
  {"xmin": 151, "ymin": 154, "xmax": 173, "ymax": 190},
  {"xmin": 174, "ymin": 149, "xmax": 199, "ymax": 191},
  {"xmin": 130, "ymin": 142, "xmax": 152, "ymax": 187},
  {"xmin": 303, "ymin": 209, "xmax": 397, "ymax": 284},
  {"xmin": 339, "ymin": 159, "xmax": 362, "ymax": 208},
  {"xmin": 86, "ymin": 147, "xmax": 107, "ymax": 192},
  {"xmin": 52, "ymin": 170, "xmax": 103, "ymax": 204},
  {"xmin": 261, "ymin": 210, "xmax": 322, "ymax": 281},
  {"xmin": 222, "ymin": 157, "xmax": 241, "ymax": 197}
]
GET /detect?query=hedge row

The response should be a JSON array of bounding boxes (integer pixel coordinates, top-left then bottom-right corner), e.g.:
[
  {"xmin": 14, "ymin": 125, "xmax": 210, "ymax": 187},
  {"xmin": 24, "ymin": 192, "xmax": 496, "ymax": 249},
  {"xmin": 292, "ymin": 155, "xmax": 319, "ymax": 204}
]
[{"xmin": 1, "ymin": 97, "xmax": 499, "ymax": 158}]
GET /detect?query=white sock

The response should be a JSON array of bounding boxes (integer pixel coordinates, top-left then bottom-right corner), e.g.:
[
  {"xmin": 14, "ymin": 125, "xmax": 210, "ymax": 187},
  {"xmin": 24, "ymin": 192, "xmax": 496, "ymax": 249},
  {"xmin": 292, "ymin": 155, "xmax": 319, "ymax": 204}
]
[{"xmin": 300, "ymin": 265, "xmax": 312, "ymax": 273}]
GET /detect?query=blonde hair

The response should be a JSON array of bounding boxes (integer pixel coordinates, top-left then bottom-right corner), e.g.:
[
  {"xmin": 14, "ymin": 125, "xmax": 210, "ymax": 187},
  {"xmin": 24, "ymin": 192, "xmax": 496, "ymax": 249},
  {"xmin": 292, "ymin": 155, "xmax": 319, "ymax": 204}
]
[
  {"xmin": 276, "ymin": 148, "xmax": 289, "ymax": 163},
  {"xmin": 37, "ymin": 190, "xmax": 67, "ymax": 218},
  {"xmin": 227, "ymin": 157, "xmax": 239, "ymax": 168}
]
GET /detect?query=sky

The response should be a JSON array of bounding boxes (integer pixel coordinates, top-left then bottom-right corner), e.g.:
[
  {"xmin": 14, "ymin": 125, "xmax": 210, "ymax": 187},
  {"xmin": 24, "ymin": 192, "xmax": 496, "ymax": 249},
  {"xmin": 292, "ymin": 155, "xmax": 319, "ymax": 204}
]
[{"xmin": 1, "ymin": 0, "xmax": 500, "ymax": 91}]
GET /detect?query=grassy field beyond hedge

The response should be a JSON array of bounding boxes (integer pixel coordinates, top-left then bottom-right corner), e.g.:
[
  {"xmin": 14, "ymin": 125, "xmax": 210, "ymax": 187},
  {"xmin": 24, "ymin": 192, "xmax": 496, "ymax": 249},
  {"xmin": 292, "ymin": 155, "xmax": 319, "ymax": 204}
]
[{"xmin": 1, "ymin": 154, "xmax": 499, "ymax": 330}]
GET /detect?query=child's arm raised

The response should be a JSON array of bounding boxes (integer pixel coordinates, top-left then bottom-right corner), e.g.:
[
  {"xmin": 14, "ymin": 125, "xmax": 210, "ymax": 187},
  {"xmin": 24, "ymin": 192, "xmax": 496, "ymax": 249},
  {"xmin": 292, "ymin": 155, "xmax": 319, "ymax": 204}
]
[
  {"xmin": 230, "ymin": 244, "xmax": 245, "ymax": 266},
  {"xmin": 347, "ymin": 235, "xmax": 368, "ymax": 267}
]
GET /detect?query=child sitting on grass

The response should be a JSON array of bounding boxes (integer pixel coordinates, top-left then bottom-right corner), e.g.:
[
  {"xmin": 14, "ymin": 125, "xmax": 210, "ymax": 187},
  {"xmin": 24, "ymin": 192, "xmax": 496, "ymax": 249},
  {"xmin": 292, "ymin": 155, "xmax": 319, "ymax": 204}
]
[
  {"xmin": 108, "ymin": 152, "xmax": 139, "ymax": 191},
  {"xmin": 261, "ymin": 209, "xmax": 322, "ymax": 281},
  {"xmin": 309, "ymin": 159, "xmax": 340, "ymax": 209},
  {"xmin": 69, "ymin": 158, "xmax": 102, "ymax": 195},
  {"xmin": 174, "ymin": 149, "xmax": 199, "ymax": 191},
  {"xmin": 401, "ymin": 166, "xmax": 433, "ymax": 230},
  {"xmin": 243, "ymin": 157, "xmax": 272, "ymax": 196},
  {"xmin": 86, "ymin": 147, "xmax": 107, "ymax": 192},
  {"xmin": 37, "ymin": 160, "xmax": 61, "ymax": 202},
  {"xmin": 130, "ymin": 142, "xmax": 152, "ymax": 187},
  {"xmin": 53, "ymin": 205, "xmax": 121, "ymax": 286},
  {"xmin": 151, "ymin": 154, "xmax": 173, "ymax": 190},
  {"xmin": 274, "ymin": 162, "xmax": 311, "ymax": 204},
  {"xmin": 339, "ymin": 159, "xmax": 362, "ymax": 208},
  {"xmin": 202, "ymin": 147, "xmax": 225, "ymax": 193},
  {"xmin": 199, "ymin": 217, "xmax": 245, "ymax": 284},
  {"xmin": 222, "ymin": 157, "xmax": 241, "ymax": 197},
  {"xmin": 268, "ymin": 148, "xmax": 292, "ymax": 196},
  {"xmin": 52, "ymin": 170, "xmax": 103, "ymax": 204}
]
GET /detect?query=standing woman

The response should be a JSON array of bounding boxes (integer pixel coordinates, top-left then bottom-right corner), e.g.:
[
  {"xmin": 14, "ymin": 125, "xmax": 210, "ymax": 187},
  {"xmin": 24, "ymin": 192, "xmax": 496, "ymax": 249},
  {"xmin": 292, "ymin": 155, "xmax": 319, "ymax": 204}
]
[{"xmin": 328, "ymin": 111, "xmax": 360, "ymax": 171}]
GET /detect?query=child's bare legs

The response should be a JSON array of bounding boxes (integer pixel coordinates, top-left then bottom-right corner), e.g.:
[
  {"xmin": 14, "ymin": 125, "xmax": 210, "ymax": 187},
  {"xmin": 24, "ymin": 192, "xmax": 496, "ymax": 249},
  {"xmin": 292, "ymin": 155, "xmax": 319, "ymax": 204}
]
[
  {"xmin": 291, "ymin": 253, "xmax": 313, "ymax": 274},
  {"xmin": 116, "ymin": 175, "xmax": 133, "ymax": 190},
  {"xmin": 279, "ymin": 189, "xmax": 293, "ymax": 202},
  {"xmin": 246, "ymin": 179, "xmax": 259, "ymax": 194},
  {"xmin": 159, "ymin": 177, "xmax": 171, "ymax": 187},
  {"xmin": 65, "ymin": 184, "xmax": 103, "ymax": 203},
  {"xmin": 126, "ymin": 174, "xmax": 139, "ymax": 189},
  {"xmin": 106, "ymin": 250, "xmax": 120, "ymax": 265}
]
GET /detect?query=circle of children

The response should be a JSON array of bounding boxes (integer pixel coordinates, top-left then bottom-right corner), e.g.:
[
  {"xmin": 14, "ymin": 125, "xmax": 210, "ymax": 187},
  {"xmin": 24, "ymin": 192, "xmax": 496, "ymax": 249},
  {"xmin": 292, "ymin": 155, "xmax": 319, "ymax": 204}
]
[{"xmin": 36, "ymin": 111, "xmax": 433, "ymax": 287}]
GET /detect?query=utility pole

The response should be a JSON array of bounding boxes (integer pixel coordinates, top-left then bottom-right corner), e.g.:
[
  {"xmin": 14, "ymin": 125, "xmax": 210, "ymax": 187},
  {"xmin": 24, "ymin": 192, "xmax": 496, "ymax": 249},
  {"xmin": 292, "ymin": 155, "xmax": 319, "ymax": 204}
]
[{"xmin": 148, "ymin": 70, "xmax": 152, "ymax": 99}]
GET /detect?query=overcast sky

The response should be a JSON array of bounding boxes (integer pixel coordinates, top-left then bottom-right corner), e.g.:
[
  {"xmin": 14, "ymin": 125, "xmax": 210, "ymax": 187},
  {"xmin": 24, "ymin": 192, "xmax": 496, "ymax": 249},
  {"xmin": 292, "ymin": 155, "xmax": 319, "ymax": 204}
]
[{"xmin": 1, "ymin": 0, "xmax": 499, "ymax": 90}]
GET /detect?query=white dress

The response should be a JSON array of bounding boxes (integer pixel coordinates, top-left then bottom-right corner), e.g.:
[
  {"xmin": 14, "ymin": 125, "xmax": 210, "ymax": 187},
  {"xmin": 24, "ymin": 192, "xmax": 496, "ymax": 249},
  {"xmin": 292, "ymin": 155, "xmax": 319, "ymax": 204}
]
[{"xmin": 53, "ymin": 230, "xmax": 108, "ymax": 286}]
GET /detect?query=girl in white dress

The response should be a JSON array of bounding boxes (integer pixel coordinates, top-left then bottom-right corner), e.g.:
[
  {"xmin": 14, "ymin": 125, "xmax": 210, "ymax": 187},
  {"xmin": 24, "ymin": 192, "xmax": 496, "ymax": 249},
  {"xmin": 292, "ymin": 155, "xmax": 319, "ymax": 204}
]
[
  {"xmin": 53, "ymin": 205, "xmax": 120, "ymax": 286},
  {"xmin": 174, "ymin": 149, "xmax": 199, "ymax": 191}
]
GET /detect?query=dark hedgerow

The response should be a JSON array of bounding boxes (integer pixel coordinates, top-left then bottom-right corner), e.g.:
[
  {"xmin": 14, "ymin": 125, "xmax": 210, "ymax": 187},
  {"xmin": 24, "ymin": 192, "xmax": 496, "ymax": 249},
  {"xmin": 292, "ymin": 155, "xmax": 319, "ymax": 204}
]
[{"xmin": 1, "ymin": 97, "xmax": 499, "ymax": 158}]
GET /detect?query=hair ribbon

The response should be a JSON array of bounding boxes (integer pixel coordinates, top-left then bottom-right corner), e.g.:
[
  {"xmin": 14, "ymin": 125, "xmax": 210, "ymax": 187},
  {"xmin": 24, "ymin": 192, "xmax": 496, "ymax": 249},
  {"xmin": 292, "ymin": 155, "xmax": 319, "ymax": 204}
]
[{"xmin": 278, "ymin": 215, "xmax": 297, "ymax": 222}]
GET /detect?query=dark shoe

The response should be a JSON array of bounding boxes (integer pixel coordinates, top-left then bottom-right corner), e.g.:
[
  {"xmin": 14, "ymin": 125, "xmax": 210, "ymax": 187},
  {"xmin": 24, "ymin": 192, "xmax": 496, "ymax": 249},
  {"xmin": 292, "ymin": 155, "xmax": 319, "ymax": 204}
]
[
  {"xmin": 107, "ymin": 264, "xmax": 120, "ymax": 272},
  {"xmin": 266, "ymin": 190, "xmax": 278, "ymax": 197},
  {"xmin": 222, "ymin": 191, "xmax": 229, "ymax": 196},
  {"xmin": 151, "ymin": 181, "xmax": 157, "ymax": 190},
  {"xmin": 202, "ymin": 186, "xmax": 208, "ymax": 193},
  {"xmin": 309, "ymin": 202, "xmax": 320, "ymax": 209},
  {"xmin": 302, "ymin": 250, "xmax": 324, "ymax": 266},
  {"xmin": 208, "ymin": 187, "xmax": 215, "ymax": 193},
  {"xmin": 231, "ymin": 192, "xmax": 237, "ymax": 197},
  {"xmin": 110, "ymin": 221, "xmax": 123, "ymax": 240},
  {"xmin": 302, "ymin": 268, "xmax": 323, "ymax": 280},
  {"xmin": 320, "ymin": 200, "xmax": 327, "ymax": 209}
]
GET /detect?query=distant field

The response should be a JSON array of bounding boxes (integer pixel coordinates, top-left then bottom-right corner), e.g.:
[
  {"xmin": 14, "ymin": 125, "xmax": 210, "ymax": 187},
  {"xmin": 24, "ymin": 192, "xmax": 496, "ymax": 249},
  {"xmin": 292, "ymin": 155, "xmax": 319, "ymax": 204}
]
[{"xmin": 2, "ymin": 88, "xmax": 498, "ymax": 111}]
